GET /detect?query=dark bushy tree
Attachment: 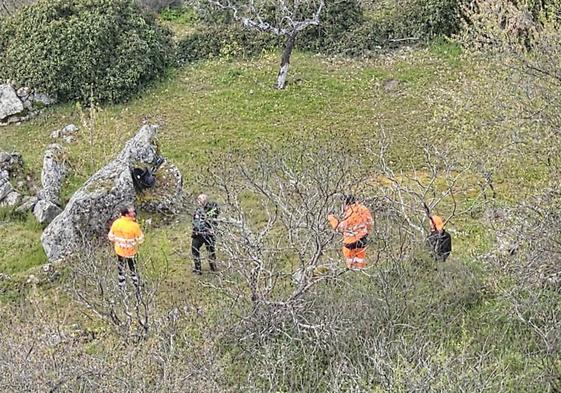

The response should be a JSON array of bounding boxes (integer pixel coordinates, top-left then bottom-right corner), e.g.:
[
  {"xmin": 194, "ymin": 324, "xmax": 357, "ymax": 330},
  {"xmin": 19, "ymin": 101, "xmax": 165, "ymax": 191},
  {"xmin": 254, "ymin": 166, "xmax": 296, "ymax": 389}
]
[{"xmin": 0, "ymin": 0, "xmax": 174, "ymax": 103}]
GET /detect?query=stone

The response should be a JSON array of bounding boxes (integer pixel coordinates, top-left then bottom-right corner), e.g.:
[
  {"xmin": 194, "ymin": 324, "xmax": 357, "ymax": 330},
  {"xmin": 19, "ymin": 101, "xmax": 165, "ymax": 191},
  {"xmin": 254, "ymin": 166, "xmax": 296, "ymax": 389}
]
[
  {"xmin": 23, "ymin": 99, "xmax": 33, "ymax": 111},
  {"xmin": 52, "ymin": 124, "xmax": 79, "ymax": 141},
  {"xmin": 383, "ymin": 79, "xmax": 400, "ymax": 92},
  {"xmin": 32, "ymin": 92, "xmax": 56, "ymax": 107},
  {"xmin": 0, "ymin": 180, "xmax": 13, "ymax": 201},
  {"xmin": 40, "ymin": 144, "xmax": 67, "ymax": 205},
  {"xmin": 62, "ymin": 124, "xmax": 79, "ymax": 135},
  {"xmin": 16, "ymin": 195, "xmax": 38, "ymax": 213},
  {"xmin": 16, "ymin": 87, "xmax": 30, "ymax": 100},
  {"xmin": 1, "ymin": 191, "xmax": 22, "ymax": 207},
  {"xmin": 41, "ymin": 124, "xmax": 167, "ymax": 261},
  {"xmin": 0, "ymin": 169, "xmax": 8, "ymax": 183},
  {"xmin": 63, "ymin": 135, "xmax": 76, "ymax": 144},
  {"xmin": 34, "ymin": 199, "xmax": 62, "ymax": 226},
  {"xmin": 0, "ymin": 151, "xmax": 24, "ymax": 174},
  {"xmin": 0, "ymin": 84, "xmax": 24, "ymax": 120}
]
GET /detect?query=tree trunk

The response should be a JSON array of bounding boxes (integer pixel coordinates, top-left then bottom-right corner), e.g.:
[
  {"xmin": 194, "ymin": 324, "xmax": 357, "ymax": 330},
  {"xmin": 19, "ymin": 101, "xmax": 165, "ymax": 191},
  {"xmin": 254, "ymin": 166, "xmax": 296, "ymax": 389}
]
[{"xmin": 276, "ymin": 33, "xmax": 296, "ymax": 90}]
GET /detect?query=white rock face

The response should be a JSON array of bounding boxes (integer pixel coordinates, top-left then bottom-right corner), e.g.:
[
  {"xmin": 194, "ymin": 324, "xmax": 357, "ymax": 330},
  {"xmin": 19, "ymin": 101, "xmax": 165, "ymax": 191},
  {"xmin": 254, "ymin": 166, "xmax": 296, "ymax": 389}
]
[{"xmin": 0, "ymin": 84, "xmax": 24, "ymax": 120}]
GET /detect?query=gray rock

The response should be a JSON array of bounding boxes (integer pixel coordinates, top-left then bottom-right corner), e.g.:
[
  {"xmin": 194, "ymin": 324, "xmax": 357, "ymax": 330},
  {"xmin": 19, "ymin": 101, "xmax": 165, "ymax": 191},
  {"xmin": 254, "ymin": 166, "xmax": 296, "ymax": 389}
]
[
  {"xmin": 34, "ymin": 199, "xmax": 62, "ymax": 226},
  {"xmin": 40, "ymin": 144, "xmax": 67, "ymax": 205},
  {"xmin": 0, "ymin": 151, "xmax": 24, "ymax": 173},
  {"xmin": 0, "ymin": 169, "xmax": 8, "ymax": 183},
  {"xmin": 0, "ymin": 180, "xmax": 13, "ymax": 201},
  {"xmin": 23, "ymin": 99, "xmax": 33, "ymax": 111},
  {"xmin": 32, "ymin": 92, "xmax": 56, "ymax": 106},
  {"xmin": 16, "ymin": 195, "xmax": 38, "ymax": 213},
  {"xmin": 16, "ymin": 87, "xmax": 30, "ymax": 100},
  {"xmin": 63, "ymin": 135, "xmax": 76, "ymax": 144},
  {"xmin": 383, "ymin": 79, "xmax": 400, "ymax": 92},
  {"xmin": 41, "ymin": 124, "xmax": 164, "ymax": 261},
  {"xmin": 1, "ymin": 191, "xmax": 22, "ymax": 207},
  {"xmin": 0, "ymin": 84, "xmax": 24, "ymax": 120},
  {"xmin": 51, "ymin": 124, "xmax": 79, "ymax": 140},
  {"xmin": 62, "ymin": 124, "xmax": 79, "ymax": 135}
]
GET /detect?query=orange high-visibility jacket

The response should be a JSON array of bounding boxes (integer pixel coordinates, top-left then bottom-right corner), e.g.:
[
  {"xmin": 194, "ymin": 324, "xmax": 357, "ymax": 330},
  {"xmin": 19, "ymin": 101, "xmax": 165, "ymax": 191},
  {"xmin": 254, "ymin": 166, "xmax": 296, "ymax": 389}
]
[
  {"xmin": 328, "ymin": 203, "xmax": 373, "ymax": 245},
  {"xmin": 108, "ymin": 216, "xmax": 144, "ymax": 258}
]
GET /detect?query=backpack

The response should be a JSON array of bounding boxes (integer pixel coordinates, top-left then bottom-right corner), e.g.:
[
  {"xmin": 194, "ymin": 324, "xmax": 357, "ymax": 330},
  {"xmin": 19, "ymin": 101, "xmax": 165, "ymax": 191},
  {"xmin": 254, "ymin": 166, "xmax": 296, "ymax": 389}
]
[{"xmin": 132, "ymin": 167, "xmax": 156, "ymax": 191}]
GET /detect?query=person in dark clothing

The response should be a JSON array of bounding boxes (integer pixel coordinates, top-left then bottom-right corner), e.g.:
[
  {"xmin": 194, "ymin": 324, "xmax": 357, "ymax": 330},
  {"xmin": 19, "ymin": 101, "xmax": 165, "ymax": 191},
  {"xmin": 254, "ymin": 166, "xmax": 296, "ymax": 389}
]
[
  {"xmin": 192, "ymin": 194, "xmax": 220, "ymax": 274},
  {"xmin": 427, "ymin": 215, "xmax": 452, "ymax": 262}
]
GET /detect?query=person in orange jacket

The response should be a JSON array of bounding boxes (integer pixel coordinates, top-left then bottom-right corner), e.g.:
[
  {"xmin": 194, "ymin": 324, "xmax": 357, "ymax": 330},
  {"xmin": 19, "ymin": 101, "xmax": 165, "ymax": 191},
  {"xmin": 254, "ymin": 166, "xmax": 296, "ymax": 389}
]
[
  {"xmin": 328, "ymin": 195, "xmax": 374, "ymax": 269},
  {"xmin": 108, "ymin": 206, "xmax": 145, "ymax": 290},
  {"xmin": 426, "ymin": 215, "xmax": 452, "ymax": 262}
]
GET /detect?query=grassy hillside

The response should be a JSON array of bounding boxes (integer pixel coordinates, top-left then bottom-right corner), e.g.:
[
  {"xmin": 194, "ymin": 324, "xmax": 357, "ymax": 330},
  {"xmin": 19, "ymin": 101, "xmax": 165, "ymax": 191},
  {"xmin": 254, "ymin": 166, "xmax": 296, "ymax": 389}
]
[{"xmin": 0, "ymin": 44, "xmax": 559, "ymax": 391}]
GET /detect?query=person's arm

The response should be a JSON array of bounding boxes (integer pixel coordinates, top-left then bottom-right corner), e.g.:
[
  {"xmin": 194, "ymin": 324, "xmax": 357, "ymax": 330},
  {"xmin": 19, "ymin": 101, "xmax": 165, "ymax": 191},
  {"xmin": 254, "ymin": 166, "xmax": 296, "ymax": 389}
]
[
  {"xmin": 136, "ymin": 226, "xmax": 145, "ymax": 245},
  {"xmin": 328, "ymin": 214, "xmax": 348, "ymax": 232}
]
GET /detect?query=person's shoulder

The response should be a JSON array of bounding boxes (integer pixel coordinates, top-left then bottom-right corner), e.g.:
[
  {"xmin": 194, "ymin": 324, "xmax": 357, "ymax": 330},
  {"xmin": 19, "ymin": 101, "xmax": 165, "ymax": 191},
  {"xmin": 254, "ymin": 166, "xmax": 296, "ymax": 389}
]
[{"xmin": 111, "ymin": 217, "xmax": 123, "ymax": 228}]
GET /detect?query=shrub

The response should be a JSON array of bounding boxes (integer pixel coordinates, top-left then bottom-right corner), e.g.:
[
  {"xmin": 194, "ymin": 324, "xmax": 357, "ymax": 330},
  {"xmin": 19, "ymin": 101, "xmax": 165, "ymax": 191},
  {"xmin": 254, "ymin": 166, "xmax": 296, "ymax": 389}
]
[
  {"xmin": 0, "ymin": 0, "xmax": 174, "ymax": 104},
  {"xmin": 312, "ymin": 0, "xmax": 464, "ymax": 56},
  {"xmin": 392, "ymin": 0, "xmax": 463, "ymax": 39},
  {"xmin": 297, "ymin": 0, "xmax": 365, "ymax": 52},
  {"xmin": 176, "ymin": 26, "xmax": 281, "ymax": 65}
]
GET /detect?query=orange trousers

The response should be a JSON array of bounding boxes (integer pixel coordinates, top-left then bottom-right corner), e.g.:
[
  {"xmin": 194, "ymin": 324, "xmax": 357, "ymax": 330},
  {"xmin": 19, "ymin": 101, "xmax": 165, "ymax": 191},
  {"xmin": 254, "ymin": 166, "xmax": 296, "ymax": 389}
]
[{"xmin": 342, "ymin": 246, "xmax": 367, "ymax": 269}]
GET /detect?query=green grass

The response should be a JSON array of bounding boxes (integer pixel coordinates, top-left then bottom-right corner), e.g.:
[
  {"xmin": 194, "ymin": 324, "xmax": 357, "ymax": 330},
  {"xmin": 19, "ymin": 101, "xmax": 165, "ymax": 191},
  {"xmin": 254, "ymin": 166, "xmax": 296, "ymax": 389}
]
[{"xmin": 0, "ymin": 47, "xmax": 558, "ymax": 391}]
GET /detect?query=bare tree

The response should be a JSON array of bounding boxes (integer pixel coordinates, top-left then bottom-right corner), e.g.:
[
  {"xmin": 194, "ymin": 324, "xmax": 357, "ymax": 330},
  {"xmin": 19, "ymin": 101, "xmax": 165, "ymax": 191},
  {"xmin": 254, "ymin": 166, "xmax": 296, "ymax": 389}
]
[{"xmin": 203, "ymin": 0, "xmax": 325, "ymax": 88}]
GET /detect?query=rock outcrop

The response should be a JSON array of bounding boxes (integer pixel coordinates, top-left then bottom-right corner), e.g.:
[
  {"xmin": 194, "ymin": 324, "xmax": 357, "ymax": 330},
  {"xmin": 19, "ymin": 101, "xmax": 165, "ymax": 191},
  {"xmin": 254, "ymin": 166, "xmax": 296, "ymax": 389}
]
[
  {"xmin": 0, "ymin": 151, "xmax": 23, "ymax": 174},
  {"xmin": 39, "ymin": 144, "xmax": 67, "ymax": 206},
  {"xmin": 0, "ymin": 83, "xmax": 55, "ymax": 126},
  {"xmin": 51, "ymin": 124, "xmax": 79, "ymax": 144},
  {"xmin": 31, "ymin": 144, "xmax": 68, "ymax": 225},
  {"xmin": 34, "ymin": 199, "xmax": 62, "ymax": 225},
  {"xmin": 41, "ymin": 124, "xmax": 184, "ymax": 261},
  {"xmin": 0, "ymin": 85, "xmax": 23, "ymax": 121}
]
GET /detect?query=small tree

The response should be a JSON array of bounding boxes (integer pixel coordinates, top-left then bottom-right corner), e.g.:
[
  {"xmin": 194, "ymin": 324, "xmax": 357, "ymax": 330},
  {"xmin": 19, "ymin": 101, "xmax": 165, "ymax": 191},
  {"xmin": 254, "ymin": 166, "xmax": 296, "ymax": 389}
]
[{"xmin": 204, "ymin": 0, "xmax": 325, "ymax": 89}]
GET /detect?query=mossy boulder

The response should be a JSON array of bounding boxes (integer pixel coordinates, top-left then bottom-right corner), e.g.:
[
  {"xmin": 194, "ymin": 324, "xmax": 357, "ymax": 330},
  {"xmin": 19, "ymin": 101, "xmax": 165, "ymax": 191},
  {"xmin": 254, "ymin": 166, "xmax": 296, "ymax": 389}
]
[{"xmin": 41, "ymin": 124, "xmax": 183, "ymax": 262}]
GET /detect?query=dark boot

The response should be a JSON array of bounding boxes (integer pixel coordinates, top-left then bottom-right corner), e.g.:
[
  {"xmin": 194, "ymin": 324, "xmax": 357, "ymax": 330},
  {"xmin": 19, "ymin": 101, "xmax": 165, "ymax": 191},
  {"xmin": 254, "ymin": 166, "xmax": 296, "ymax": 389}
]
[
  {"xmin": 192, "ymin": 260, "xmax": 202, "ymax": 275},
  {"xmin": 209, "ymin": 262, "xmax": 218, "ymax": 272}
]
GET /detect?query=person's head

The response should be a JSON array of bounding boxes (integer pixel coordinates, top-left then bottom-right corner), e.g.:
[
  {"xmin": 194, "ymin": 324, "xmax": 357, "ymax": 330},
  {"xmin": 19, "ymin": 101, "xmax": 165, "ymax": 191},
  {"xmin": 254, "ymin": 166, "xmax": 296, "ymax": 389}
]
[
  {"xmin": 430, "ymin": 215, "xmax": 445, "ymax": 232},
  {"xmin": 121, "ymin": 206, "xmax": 136, "ymax": 219},
  {"xmin": 197, "ymin": 193, "xmax": 208, "ymax": 207},
  {"xmin": 343, "ymin": 194, "xmax": 356, "ymax": 207}
]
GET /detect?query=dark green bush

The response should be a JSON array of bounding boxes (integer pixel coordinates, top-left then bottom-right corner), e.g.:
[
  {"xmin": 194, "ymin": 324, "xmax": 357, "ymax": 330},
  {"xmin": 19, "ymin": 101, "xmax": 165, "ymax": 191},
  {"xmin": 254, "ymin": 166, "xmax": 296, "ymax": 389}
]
[
  {"xmin": 310, "ymin": 0, "xmax": 463, "ymax": 56},
  {"xmin": 0, "ymin": 0, "xmax": 174, "ymax": 103},
  {"xmin": 176, "ymin": 26, "xmax": 280, "ymax": 64},
  {"xmin": 392, "ymin": 0, "xmax": 463, "ymax": 40},
  {"xmin": 297, "ymin": 0, "xmax": 364, "ymax": 52}
]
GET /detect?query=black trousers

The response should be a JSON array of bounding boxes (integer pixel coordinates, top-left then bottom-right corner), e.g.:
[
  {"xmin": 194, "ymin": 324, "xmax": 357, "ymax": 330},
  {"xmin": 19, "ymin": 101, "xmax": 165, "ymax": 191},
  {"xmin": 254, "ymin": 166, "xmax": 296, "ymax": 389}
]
[
  {"xmin": 117, "ymin": 255, "xmax": 139, "ymax": 289},
  {"xmin": 192, "ymin": 234, "xmax": 216, "ymax": 271}
]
